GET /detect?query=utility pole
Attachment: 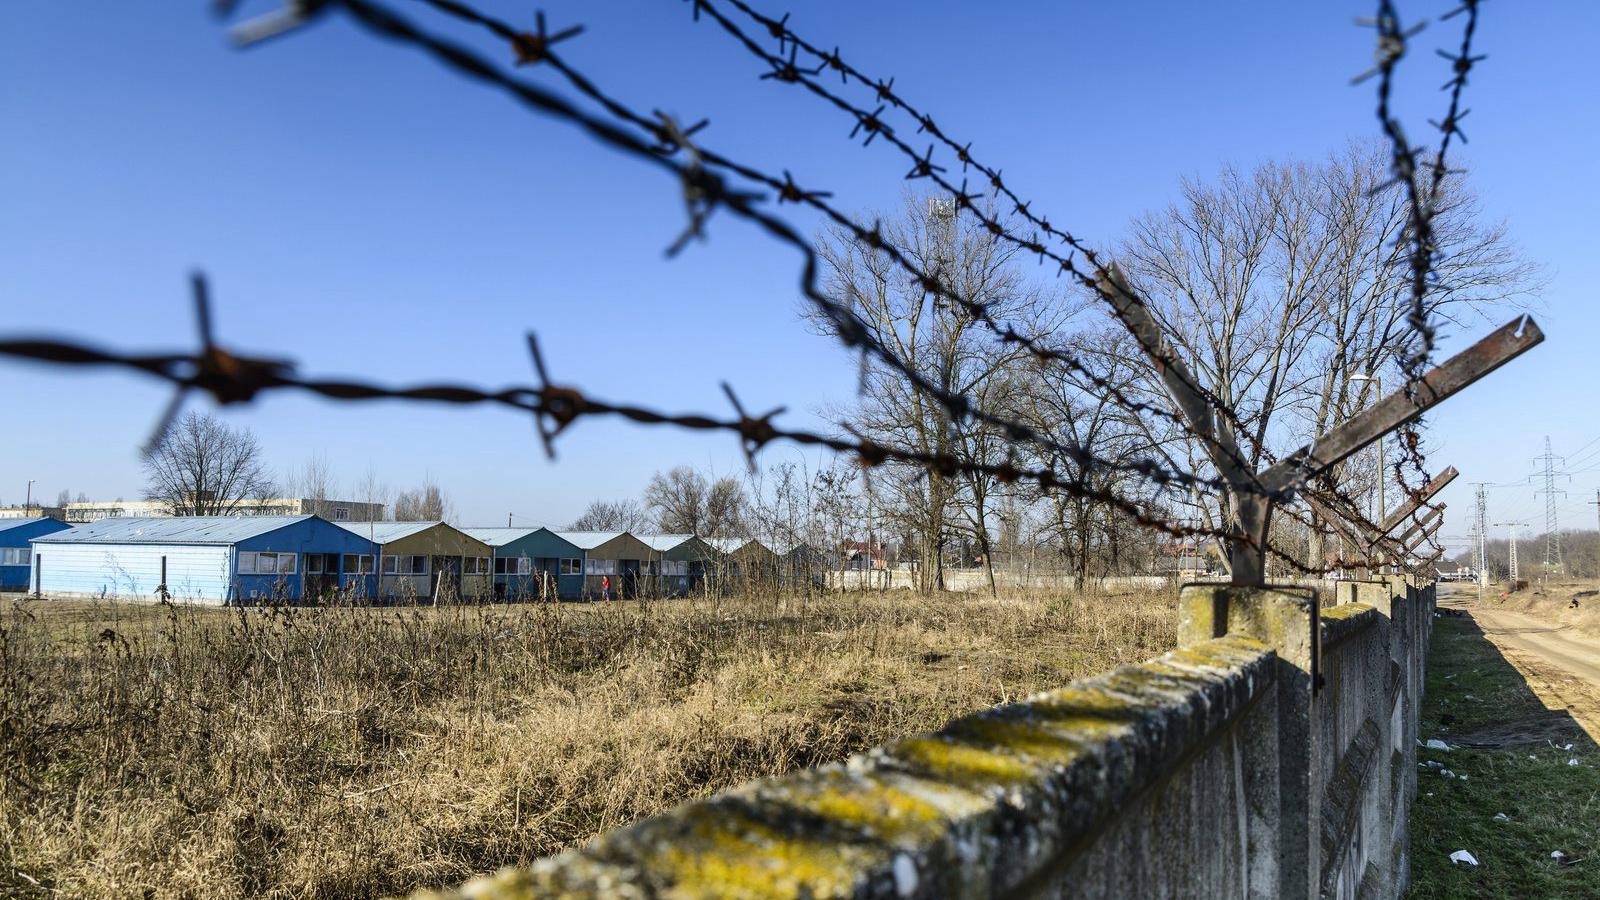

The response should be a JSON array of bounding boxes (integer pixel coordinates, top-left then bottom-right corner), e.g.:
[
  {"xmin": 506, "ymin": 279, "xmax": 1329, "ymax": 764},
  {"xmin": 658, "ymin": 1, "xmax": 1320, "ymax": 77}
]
[
  {"xmin": 24, "ymin": 479, "xmax": 34, "ymax": 516},
  {"xmin": 1533, "ymin": 436, "xmax": 1567, "ymax": 574},
  {"xmin": 1591, "ymin": 489, "xmax": 1600, "ymax": 583},
  {"xmin": 1494, "ymin": 521, "xmax": 1523, "ymax": 587},
  {"xmin": 1471, "ymin": 483, "xmax": 1490, "ymax": 587}
]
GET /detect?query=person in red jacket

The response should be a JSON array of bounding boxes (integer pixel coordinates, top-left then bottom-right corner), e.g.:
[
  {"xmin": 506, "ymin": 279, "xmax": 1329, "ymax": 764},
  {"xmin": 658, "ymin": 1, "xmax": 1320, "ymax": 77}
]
[{"xmin": 601, "ymin": 574, "xmax": 611, "ymax": 602}]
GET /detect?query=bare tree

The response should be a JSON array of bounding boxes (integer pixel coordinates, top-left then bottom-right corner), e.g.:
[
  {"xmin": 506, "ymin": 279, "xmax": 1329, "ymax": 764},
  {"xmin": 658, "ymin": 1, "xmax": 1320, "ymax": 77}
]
[
  {"xmin": 644, "ymin": 466, "xmax": 746, "ymax": 536},
  {"xmin": 1115, "ymin": 148, "xmax": 1536, "ymax": 571},
  {"xmin": 815, "ymin": 192, "xmax": 1053, "ymax": 592},
  {"xmin": 284, "ymin": 453, "xmax": 340, "ymax": 517},
  {"xmin": 571, "ymin": 498, "xmax": 649, "ymax": 531},
  {"xmin": 393, "ymin": 477, "xmax": 451, "ymax": 522},
  {"xmin": 141, "ymin": 412, "xmax": 275, "ymax": 515}
]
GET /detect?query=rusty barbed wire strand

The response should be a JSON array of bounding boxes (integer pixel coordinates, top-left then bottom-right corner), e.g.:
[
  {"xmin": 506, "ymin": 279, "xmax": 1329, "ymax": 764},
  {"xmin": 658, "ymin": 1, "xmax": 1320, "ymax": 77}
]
[
  {"xmin": 267, "ymin": 0, "xmax": 1300, "ymax": 505},
  {"xmin": 678, "ymin": 0, "xmax": 1269, "ymax": 456},
  {"xmin": 0, "ymin": 0, "xmax": 1461, "ymax": 580},
  {"xmin": 398, "ymin": 0, "xmax": 1300, "ymax": 522},
  {"xmin": 0, "ymin": 274, "xmax": 1262, "ymax": 547},
  {"xmin": 1362, "ymin": 0, "xmax": 1484, "ymax": 549},
  {"xmin": 683, "ymin": 0, "xmax": 1444, "ymax": 557}
]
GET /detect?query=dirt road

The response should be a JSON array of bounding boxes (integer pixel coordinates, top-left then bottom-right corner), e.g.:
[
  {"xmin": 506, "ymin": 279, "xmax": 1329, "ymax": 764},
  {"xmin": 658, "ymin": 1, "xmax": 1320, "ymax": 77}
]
[{"xmin": 1440, "ymin": 584, "xmax": 1600, "ymax": 741}]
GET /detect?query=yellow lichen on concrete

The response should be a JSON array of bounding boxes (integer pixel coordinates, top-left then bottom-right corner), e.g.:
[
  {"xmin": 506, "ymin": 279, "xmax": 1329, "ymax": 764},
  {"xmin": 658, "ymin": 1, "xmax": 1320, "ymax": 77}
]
[
  {"xmin": 942, "ymin": 713, "xmax": 1106, "ymax": 768},
  {"xmin": 762, "ymin": 770, "xmax": 955, "ymax": 845},
  {"xmin": 1321, "ymin": 603, "xmax": 1375, "ymax": 622},
  {"xmin": 888, "ymin": 734, "xmax": 1039, "ymax": 786},
  {"xmin": 628, "ymin": 805, "xmax": 883, "ymax": 898}
]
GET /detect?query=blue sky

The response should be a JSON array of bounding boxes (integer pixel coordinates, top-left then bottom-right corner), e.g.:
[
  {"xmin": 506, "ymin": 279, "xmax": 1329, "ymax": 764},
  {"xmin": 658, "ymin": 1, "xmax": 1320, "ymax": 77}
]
[{"xmin": 2, "ymin": 1, "xmax": 1595, "ymax": 537}]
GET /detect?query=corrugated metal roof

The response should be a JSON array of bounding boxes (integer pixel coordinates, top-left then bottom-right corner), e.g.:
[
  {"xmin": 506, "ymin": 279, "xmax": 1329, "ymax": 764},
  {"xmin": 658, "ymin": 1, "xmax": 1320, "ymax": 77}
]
[
  {"xmin": 0, "ymin": 517, "xmax": 59, "ymax": 535},
  {"xmin": 636, "ymin": 533, "xmax": 695, "ymax": 552},
  {"xmin": 553, "ymin": 530, "xmax": 626, "ymax": 550},
  {"xmin": 461, "ymin": 526, "xmax": 544, "ymax": 547},
  {"xmin": 335, "ymin": 521, "xmax": 441, "ymax": 544},
  {"xmin": 32, "ymin": 516, "xmax": 314, "ymax": 545},
  {"xmin": 703, "ymin": 537, "xmax": 747, "ymax": 554}
]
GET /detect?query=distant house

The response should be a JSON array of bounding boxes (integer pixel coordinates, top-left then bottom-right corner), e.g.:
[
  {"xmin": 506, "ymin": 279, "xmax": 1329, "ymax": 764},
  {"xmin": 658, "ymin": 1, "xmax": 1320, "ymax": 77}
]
[
  {"xmin": 841, "ymin": 540, "xmax": 888, "ymax": 571},
  {"xmin": 337, "ymin": 522, "xmax": 491, "ymax": 602},
  {"xmin": 0, "ymin": 517, "xmax": 73, "ymax": 591},
  {"xmin": 555, "ymin": 531, "xmax": 655, "ymax": 599},
  {"xmin": 771, "ymin": 540, "xmax": 827, "ymax": 589},
  {"xmin": 704, "ymin": 537, "xmax": 781, "ymax": 586},
  {"xmin": 29, "ymin": 515, "xmax": 378, "ymax": 603},
  {"xmin": 636, "ymin": 533, "xmax": 718, "ymax": 596},
  {"xmin": 461, "ymin": 526, "xmax": 585, "ymax": 600}
]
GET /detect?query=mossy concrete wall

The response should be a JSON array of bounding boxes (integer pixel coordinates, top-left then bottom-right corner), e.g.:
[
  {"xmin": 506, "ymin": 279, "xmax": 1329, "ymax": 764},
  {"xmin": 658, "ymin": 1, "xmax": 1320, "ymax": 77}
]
[{"xmin": 412, "ymin": 579, "xmax": 1436, "ymax": 900}]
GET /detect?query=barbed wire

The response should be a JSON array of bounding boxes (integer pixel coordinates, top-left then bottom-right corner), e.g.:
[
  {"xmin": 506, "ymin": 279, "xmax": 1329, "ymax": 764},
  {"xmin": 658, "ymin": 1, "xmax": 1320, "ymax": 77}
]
[
  {"xmin": 677, "ymin": 0, "xmax": 1276, "ymax": 462},
  {"xmin": 1360, "ymin": 0, "xmax": 1484, "ymax": 554},
  {"xmin": 0, "ymin": 0, "xmax": 1480, "ymax": 581},
  {"xmin": 402, "ymin": 0, "xmax": 1278, "ymax": 490},
  {"xmin": 682, "ymin": 0, "xmax": 1460, "ymax": 556}
]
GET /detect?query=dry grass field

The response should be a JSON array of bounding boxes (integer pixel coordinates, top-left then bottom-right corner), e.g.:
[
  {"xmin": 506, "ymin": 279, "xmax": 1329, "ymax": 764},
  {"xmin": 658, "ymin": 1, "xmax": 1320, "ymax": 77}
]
[{"xmin": 0, "ymin": 588, "xmax": 1175, "ymax": 899}]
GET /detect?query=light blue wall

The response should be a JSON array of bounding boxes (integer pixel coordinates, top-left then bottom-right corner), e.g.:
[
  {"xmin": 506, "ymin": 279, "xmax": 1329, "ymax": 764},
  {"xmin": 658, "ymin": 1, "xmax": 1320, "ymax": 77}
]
[{"xmin": 32, "ymin": 542, "xmax": 232, "ymax": 601}]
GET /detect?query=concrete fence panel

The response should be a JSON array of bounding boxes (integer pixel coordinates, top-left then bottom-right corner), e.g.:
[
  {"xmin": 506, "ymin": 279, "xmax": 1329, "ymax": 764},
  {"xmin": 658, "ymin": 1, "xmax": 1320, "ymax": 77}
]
[{"xmin": 415, "ymin": 579, "xmax": 1436, "ymax": 900}]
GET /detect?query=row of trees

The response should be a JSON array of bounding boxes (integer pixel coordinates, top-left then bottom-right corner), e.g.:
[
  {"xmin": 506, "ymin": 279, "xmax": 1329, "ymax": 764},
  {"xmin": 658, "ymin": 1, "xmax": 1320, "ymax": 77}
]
[{"xmin": 804, "ymin": 146, "xmax": 1535, "ymax": 591}]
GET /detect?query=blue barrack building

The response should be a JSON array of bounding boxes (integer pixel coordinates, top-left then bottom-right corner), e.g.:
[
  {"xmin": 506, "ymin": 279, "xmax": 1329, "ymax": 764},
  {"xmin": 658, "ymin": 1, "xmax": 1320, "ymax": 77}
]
[
  {"xmin": 29, "ymin": 515, "xmax": 380, "ymax": 603},
  {"xmin": 0, "ymin": 517, "xmax": 73, "ymax": 591}
]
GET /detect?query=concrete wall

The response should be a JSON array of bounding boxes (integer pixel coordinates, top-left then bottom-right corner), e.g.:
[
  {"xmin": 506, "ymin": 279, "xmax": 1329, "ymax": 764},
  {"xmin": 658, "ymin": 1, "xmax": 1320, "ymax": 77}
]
[{"xmin": 412, "ymin": 577, "xmax": 1436, "ymax": 900}]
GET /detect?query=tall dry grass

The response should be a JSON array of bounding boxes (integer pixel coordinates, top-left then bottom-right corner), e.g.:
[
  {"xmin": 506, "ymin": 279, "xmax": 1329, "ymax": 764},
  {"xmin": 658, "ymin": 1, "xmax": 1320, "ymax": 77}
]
[{"xmin": 0, "ymin": 588, "xmax": 1175, "ymax": 898}]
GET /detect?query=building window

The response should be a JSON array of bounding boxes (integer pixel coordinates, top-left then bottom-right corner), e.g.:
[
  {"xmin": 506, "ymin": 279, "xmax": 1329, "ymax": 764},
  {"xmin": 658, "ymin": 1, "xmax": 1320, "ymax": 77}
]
[
  {"xmin": 333, "ymin": 507, "xmax": 351, "ymax": 521},
  {"xmin": 560, "ymin": 558, "xmax": 582, "ymax": 575},
  {"xmin": 464, "ymin": 557, "xmax": 489, "ymax": 575},
  {"xmin": 0, "ymin": 547, "xmax": 29, "ymax": 566},
  {"xmin": 583, "ymin": 558, "xmax": 615, "ymax": 576},
  {"xmin": 663, "ymin": 560, "xmax": 686, "ymax": 577},
  {"xmin": 494, "ymin": 557, "xmax": 533, "ymax": 575},
  {"xmin": 342, "ymin": 554, "xmax": 374, "ymax": 574},
  {"xmin": 381, "ymin": 555, "xmax": 426, "ymax": 575},
  {"xmin": 239, "ymin": 551, "xmax": 297, "ymax": 575},
  {"xmin": 306, "ymin": 555, "xmax": 324, "ymax": 574}
]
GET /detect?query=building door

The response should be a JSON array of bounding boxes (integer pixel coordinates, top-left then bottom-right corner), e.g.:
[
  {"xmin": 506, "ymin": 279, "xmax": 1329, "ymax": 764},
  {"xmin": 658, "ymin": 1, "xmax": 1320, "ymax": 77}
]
[
  {"xmin": 32, "ymin": 553, "xmax": 41, "ymax": 597},
  {"xmin": 432, "ymin": 556, "xmax": 462, "ymax": 601},
  {"xmin": 620, "ymin": 559, "xmax": 640, "ymax": 599},
  {"xmin": 304, "ymin": 554, "xmax": 338, "ymax": 599}
]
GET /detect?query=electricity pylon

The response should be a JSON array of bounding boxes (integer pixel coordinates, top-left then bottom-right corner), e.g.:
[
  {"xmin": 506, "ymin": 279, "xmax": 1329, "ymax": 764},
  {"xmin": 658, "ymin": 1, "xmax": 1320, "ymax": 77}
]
[
  {"xmin": 1472, "ymin": 483, "xmax": 1490, "ymax": 587},
  {"xmin": 1533, "ymin": 436, "xmax": 1567, "ymax": 573},
  {"xmin": 1494, "ymin": 520, "xmax": 1524, "ymax": 585}
]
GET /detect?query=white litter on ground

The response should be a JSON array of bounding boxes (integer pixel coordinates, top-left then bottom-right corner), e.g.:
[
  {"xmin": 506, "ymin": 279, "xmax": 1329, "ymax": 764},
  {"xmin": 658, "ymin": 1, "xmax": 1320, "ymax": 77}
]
[
  {"xmin": 1493, "ymin": 813, "xmax": 1510, "ymax": 822},
  {"xmin": 1425, "ymin": 739, "xmax": 1452, "ymax": 751},
  {"xmin": 1450, "ymin": 850, "xmax": 1479, "ymax": 866},
  {"xmin": 1552, "ymin": 850, "xmax": 1568, "ymax": 862},
  {"xmin": 1441, "ymin": 770, "xmax": 1457, "ymax": 778}
]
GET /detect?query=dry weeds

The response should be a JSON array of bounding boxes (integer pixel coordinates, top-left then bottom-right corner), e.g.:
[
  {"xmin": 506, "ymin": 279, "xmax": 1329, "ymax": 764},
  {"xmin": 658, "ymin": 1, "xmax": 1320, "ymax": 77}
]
[{"xmin": 0, "ymin": 588, "xmax": 1175, "ymax": 898}]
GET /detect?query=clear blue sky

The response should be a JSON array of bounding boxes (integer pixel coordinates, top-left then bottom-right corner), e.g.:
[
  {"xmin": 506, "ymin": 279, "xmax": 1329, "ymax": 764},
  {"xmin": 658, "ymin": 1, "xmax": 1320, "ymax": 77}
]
[{"xmin": 2, "ymin": 1, "xmax": 1595, "ymax": 535}]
